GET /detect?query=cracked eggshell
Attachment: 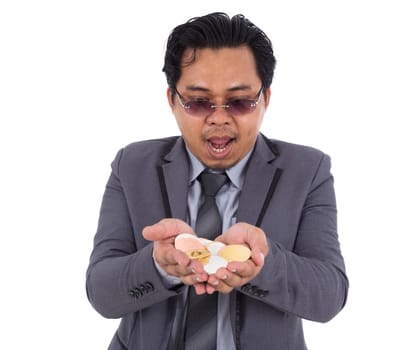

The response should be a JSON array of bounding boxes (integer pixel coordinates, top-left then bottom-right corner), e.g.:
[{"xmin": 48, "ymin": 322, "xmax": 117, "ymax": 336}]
[
  {"xmin": 206, "ymin": 241, "xmax": 226, "ymax": 255},
  {"xmin": 199, "ymin": 238, "xmax": 214, "ymax": 246},
  {"xmin": 203, "ymin": 255, "xmax": 228, "ymax": 275},
  {"xmin": 174, "ymin": 233, "xmax": 204, "ymax": 252}
]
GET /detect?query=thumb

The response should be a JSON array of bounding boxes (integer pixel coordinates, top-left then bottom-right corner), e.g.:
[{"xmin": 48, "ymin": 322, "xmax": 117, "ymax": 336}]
[{"xmin": 143, "ymin": 218, "xmax": 194, "ymax": 241}]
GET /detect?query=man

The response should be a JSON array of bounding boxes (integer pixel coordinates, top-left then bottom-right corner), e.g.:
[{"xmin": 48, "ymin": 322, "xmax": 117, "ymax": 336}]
[{"xmin": 86, "ymin": 12, "xmax": 348, "ymax": 349}]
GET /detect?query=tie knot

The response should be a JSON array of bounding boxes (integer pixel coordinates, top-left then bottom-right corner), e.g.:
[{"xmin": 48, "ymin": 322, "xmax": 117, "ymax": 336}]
[{"xmin": 198, "ymin": 171, "xmax": 228, "ymax": 197}]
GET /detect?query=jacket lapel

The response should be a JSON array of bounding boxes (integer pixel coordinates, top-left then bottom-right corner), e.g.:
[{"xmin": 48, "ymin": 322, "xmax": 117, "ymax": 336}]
[
  {"xmin": 160, "ymin": 137, "xmax": 190, "ymax": 221},
  {"xmin": 237, "ymin": 134, "xmax": 282, "ymax": 227},
  {"xmin": 231, "ymin": 135, "xmax": 282, "ymax": 348}
]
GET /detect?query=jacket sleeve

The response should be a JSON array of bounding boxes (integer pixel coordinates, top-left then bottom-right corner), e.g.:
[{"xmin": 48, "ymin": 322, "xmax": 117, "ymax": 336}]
[
  {"xmin": 242, "ymin": 153, "xmax": 349, "ymax": 323},
  {"xmin": 85, "ymin": 149, "xmax": 181, "ymax": 319}
]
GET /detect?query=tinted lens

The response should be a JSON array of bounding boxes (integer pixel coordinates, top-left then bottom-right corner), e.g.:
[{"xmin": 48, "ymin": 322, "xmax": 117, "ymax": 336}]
[
  {"xmin": 183, "ymin": 99, "xmax": 257, "ymax": 116},
  {"xmin": 184, "ymin": 100, "xmax": 215, "ymax": 116},
  {"xmin": 227, "ymin": 99, "xmax": 257, "ymax": 116}
]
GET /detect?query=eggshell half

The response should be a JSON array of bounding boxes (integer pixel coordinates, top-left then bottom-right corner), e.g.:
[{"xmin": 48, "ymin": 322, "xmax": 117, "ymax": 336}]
[
  {"xmin": 207, "ymin": 241, "xmax": 226, "ymax": 255},
  {"xmin": 174, "ymin": 233, "xmax": 204, "ymax": 252},
  {"xmin": 199, "ymin": 238, "xmax": 214, "ymax": 246},
  {"xmin": 203, "ymin": 255, "xmax": 228, "ymax": 274}
]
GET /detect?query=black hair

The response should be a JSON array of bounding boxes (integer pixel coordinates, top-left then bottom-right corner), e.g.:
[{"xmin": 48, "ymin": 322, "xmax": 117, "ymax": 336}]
[{"xmin": 162, "ymin": 12, "xmax": 276, "ymax": 99}]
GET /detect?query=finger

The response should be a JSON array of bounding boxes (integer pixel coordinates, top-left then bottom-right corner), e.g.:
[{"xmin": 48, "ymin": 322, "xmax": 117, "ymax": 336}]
[
  {"xmin": 142, "ymin": 218, "xmax": 194, "ymax": 241},
  {"xmin": 188, "ymin": 260, "xmax": 207, "ymax": 274},
  {"xmin": 165, "ymin": 263, "xmax": 196, "ymax": 279},
  {"xmin": 208, "ymin": 278, "xmax": 234, "ymax": 294},
  {"xmin": 205, "ymin": 274, "xmax": 220, "ymax": 294},
  {"xmin": 180, "ymin": 272, "xmax": 208, "ymax": 288},
  {"xmin": 153, "ymin": 243, "xmax": 190, "ymax": 272},
  {"xmin": 250, "ymin": 247, "xmax": 265, "ymax": 266},
  {"xmin": 206, "ymin": 282, "xmax": 223, "ymax": 294},
  {"xmin": 194, "ymin": 283, "xmax": 207, "ymax": 295},
  {"xmin": 178, "ymin": 263, "xmax": 209, "ymax": 284},
  {"xmin": 215, "ymin": 263, "xmax": 257, "ymax": 289},
  {"xmin": 221, "ymin": 222, "xmax": 251, "ymax": 242},
  {"xmin": 226, "ymin": 260, "xmax": 257, "ymax": 278},
  {"xmin": 218, "ymin": 271, "xmax": 242, "ymax": 288},
  {"xmin": 214, "ymin": 267, "xmax": 241, "ymax": 287},
  {"xmin": 172, "ymin": 249, "xmax": 191, "ymax": 267}
]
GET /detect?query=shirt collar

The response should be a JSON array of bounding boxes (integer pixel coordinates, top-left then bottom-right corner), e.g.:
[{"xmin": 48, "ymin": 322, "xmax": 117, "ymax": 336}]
[{"xmin": 185, "ymin": 144, "xmax": 253, "ymax": 190}]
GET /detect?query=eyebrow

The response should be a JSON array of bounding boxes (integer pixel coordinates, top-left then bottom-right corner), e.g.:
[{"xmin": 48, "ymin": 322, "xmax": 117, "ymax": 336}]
[
  {"xmin": 228, "ymin": 85, "xmax": 253, "ymax": 92},
  {"xmin": 184, "ymin": 84, "xmax": 253, "ymax": 93}
]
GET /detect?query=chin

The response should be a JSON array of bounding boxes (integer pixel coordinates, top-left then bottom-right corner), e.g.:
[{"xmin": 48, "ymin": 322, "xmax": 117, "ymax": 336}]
[{"xmin": 203, "ymin": 158, "xmax": 237, "ymax": 170}]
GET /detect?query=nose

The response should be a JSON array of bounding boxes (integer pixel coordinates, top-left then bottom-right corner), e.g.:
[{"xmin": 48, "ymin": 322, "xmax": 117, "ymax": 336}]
[{"xmin": 206, "ymin": 105, "xmax": 232, "ymax": 125}]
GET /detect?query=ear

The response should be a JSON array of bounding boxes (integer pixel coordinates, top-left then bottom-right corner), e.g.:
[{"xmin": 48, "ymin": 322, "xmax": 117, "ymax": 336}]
[
  {"xmin": 167, "ymin": 87, "xmax": 175, "ymax": 112},
  {"xmin": 264, "ymin": 88, "xmax": 271, "ymax": 109}
]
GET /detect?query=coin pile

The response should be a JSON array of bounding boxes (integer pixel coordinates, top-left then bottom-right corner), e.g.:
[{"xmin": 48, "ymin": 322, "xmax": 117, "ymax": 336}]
[{"xmin": 174, "ymin": 233, "xmax": 251, "ymax": 274}]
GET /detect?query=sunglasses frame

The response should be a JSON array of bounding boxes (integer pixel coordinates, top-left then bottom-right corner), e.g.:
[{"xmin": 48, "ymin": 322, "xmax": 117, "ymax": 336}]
[{"xmin": 174, "ymin": 86, "xmax": 264, "ymax": 117}]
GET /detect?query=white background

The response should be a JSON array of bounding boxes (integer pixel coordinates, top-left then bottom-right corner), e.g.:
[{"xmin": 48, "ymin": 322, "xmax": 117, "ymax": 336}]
[{"xmin": 1, "ymin": 0, "xmax": 393, "ymax": 349}]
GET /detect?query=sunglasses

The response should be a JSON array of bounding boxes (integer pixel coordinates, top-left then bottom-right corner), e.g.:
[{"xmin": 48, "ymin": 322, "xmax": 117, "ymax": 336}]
[{"xmin": 175, "ymin": 86, "xmax": 264, "ymax": 117}]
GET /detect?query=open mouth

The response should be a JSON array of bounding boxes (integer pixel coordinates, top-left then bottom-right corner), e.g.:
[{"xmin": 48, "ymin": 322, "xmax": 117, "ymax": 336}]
[{"xmin": 207, "ymin": 137, "xmax": 234, "ymax": 155}]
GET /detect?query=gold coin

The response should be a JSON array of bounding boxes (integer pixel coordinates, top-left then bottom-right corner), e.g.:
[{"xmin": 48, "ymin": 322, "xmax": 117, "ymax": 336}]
[
  {"xmin": 187, "ymin": 248, "xmax": 211, "ymax": 262},
  {"xmin": 218, "ymin": 244, "xmax": 251, "ymax": 262},
  {"xmin": 199, "ymin": 256, "xmax": 211, "ymax": 265}
]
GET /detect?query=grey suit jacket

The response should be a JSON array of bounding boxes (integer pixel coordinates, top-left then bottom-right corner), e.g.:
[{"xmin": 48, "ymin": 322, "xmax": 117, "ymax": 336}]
[{"xmin": 86, "ymin": 134, "xmax": 348, "ymax": 350}]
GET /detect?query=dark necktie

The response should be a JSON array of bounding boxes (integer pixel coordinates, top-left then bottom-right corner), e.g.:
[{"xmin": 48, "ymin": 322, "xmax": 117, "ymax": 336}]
[
  {"xmin": 195, "ymin": 172, "xmax": 228, "ymax": 239},
  {"xmin": 184, "ymin": 171, "xmax": 228, "ymax": 350}
]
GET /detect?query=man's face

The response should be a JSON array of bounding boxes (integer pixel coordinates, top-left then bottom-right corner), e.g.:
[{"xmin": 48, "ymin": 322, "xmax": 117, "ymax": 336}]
[{"xmin": 167, "ymin": 46, "xmax": 270, "ymax": 169}]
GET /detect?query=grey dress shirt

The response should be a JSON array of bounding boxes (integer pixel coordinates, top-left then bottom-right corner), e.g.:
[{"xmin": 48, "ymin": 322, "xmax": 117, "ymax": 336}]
[{"xmin": 185, "ymin": 146, "xmax": 252, "ymax": 350}]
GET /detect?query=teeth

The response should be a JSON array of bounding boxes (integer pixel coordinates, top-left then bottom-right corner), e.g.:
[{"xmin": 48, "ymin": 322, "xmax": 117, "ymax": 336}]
[{"xmin": 212, "ymin": 144, "xmax": 228, "ymax": 153}]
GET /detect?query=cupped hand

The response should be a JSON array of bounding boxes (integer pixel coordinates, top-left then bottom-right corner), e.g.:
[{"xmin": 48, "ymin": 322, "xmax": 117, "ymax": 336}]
[
  {"xmin": 206, "ymin": 222, "xmax": 268, "ymax": 293},
  {"xmin": 142, "ymin": 218, "xmax": 209, "ymax": 290}
]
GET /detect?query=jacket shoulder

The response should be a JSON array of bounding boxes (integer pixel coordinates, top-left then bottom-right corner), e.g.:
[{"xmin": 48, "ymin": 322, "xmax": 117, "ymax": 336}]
[
  {"xmin": 111, "ymin": 136, "xmax": 181, "ymax": 175},
  {"xmin": 123, "ymin": 136, "xmax": 180, "ymax": 158},
  {"xmin": 269, "ymin": 138, "xmax": 328, "ymax": 164}
]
